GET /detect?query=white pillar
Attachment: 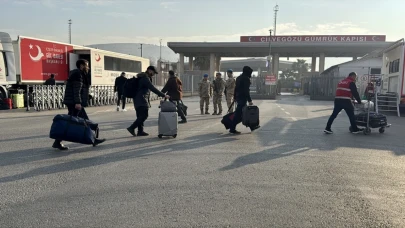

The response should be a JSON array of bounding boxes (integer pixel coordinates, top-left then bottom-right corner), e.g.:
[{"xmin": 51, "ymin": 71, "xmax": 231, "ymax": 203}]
[
  {"xmin": 209, "ymin": 53, "xmax": 215, "ymax": 78},
  {"xmin": 179, "ymin": 53, "xmax": 184, "ymax": 75},
  {"xmin": 215, "ymin": 56, "xmax": 221, "ymax": 72},
  {"xmin": 189, "ymin": 56, "xmax": 194, "ymax": 71},
  {"xmin": 319, "ymin": 53, "xmax": 325, "ymax": 73},
  {"xmin": 273, "ymin": 53, "xmax": 279, "ymax": 78},
  {"xmin": 311, "ymin": 56, "xmax": 316, "ymax": 72}
]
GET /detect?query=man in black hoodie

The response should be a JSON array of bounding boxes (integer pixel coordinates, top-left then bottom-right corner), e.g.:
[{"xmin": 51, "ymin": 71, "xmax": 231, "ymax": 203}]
[
  {"xmin": 229, "ymin": 66, "xmax": 259, "ymax": 134},
  {"xmin": 127, "ymin": 66, "xmax": 170, "ymax": 136},
  {"xmin": 114, "ymin": 72, "xmax": 127, "ymax": 111}
]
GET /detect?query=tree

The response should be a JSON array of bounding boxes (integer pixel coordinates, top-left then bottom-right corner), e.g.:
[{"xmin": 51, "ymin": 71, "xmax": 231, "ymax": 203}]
[
  {"xmin": 193, "ymin": 56, "xmax": 210, "ymax": 70},
  {"xmin": 279, "ymin": 69, "xmax": 296, "ymax": 80},
  {"xmin": 291, "ymin": 59, "xmax": 309, "ymax": 80}
]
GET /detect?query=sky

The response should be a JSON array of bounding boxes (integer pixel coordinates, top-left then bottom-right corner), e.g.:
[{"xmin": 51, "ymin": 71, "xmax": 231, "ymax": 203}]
[{"xmin": 1, "ymin": 0, "xmax": 404, "ymax": 70}]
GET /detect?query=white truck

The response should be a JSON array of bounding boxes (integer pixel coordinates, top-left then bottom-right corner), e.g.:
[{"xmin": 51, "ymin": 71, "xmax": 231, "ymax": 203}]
[{"xmin": 0, "ymin": 32, "xmax": 149, "ymax": 100}]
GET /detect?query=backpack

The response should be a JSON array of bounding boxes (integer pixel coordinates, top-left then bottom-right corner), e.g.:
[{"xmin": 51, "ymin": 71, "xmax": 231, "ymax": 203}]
[{"xmin": 123, "ymin": 77, "xmax": 140, "ymax": 98}]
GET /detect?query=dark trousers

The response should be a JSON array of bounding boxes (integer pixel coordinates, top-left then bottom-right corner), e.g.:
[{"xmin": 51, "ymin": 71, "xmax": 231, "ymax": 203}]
[
  {"xmin": 326, "ymin": 99, "xmax": 358, "ymax": 130},
  {"xmin": 55, "ymin": 104, "xmax": 88, "ymax": 144},
  {"xmin": 130, "ymin": 106, "xmax": 149, "ymax": 133},
  {"xmin": 117, "ymin": 93, "xmax": 126, "ymax": 109},
  {"xmin": 173, "ymin": 100, "xmax": 186, "ymax": 121},
  {"xmin": 230, "ymin": 101, "xmax": 246, "ymax": 131}
]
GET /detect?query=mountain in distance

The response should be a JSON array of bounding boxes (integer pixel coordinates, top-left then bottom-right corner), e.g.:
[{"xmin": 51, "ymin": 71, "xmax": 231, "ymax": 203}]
[{"xmin": 86, "ymin": 43, "xmax": 180, "ymax": 65}]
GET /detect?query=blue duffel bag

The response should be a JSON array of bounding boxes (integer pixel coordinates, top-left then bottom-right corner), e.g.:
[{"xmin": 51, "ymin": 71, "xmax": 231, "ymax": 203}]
[{"xmin": 49, "ymin": 114, "xmax": 99, "ymax": 145}]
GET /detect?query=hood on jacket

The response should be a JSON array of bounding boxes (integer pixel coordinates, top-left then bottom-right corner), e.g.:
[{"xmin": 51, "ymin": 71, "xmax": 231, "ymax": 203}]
[{"xmin": 242, "ymin": 66, "xmax": 253, "ymax": 77}]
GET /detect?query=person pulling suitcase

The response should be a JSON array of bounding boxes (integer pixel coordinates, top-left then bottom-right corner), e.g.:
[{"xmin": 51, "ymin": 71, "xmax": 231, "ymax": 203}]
[
  {"xmin": 161, "ymin": 70, "xmax": 187, "ymax": 124},
  {"xmin": 229, "ymin": 66, "xmax": 260, "ymax": 134}
]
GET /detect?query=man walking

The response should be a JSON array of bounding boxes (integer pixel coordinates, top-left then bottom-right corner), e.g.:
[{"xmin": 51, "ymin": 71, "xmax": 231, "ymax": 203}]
[
  {"xmin": 212, "ymin": 72, "xmax": 225, "ymax": 115},
  {"xmin": 324, "ymin": 72, "xmax": 363, "ymax": 134},
  {"xmin": 127, "ymin": 66, "xmax": 170, "ymax": 136},
  {"xmin": 229, "ymin": 66, "xmax": 260, "ymax": 134},
  {"xmin": 114, "ymin": 72, "xmax": 128, "ymax": 111},
  {"xmin": 52, "ymin": 59, "xmax": 106, "ymax": 150},
  {"xmin": 224, "ymin": 69, "xmax": 236, "ymax": 113},
  {"xmin": 198, "ymin": 74, "xmax": 212, "ymax": 115},
  {"xmin": 161, "ymin": 70, "xmax": 187, "ymax": 124}
]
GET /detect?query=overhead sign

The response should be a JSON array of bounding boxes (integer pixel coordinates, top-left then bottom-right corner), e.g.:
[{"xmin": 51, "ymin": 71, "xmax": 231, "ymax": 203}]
[
  {"xmin": 265, "ymin": 75, "xmax": 277, "ymax": 85},
  {"xmin": 240, "ymin": 35, "xmax": 386, "ymax": 43}
]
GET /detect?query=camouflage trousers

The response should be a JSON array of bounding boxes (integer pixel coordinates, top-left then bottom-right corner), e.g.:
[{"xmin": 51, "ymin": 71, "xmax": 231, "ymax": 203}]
[
  {"xmin": 213, "ymin": 95, "xmax": 223, "ymax": 113},
  {"xmin": 226, "ymin": 93, "xmax": 234, "ymax": 112},
  {"xmin": 200, "ymin": 97, "xmax": 210, "ymax": 112}
]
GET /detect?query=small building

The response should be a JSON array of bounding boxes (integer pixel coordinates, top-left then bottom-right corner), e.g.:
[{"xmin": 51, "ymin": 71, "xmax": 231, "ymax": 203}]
[{"xmin": 320, "ymin": 57, "xmax": 382, "ymax": 78}]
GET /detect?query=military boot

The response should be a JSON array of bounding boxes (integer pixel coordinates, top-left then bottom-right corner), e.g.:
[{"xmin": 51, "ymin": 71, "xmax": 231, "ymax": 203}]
[{"xmin": 201, "ymin": 109, "xmax": 204, "ymax": 115}]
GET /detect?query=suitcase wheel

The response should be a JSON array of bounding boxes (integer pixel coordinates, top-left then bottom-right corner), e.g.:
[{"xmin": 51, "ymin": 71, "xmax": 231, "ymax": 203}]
[
  {"xmin": 173, "ymin": 134, "xmax": 177, "ymax": 138},
  {"xmin": 158, "ymin": 134, "xmax": 163, "ymax": 138},
  {"xmin": 379, "ymin": 127, "xmax": 385, "ymax": 133}
]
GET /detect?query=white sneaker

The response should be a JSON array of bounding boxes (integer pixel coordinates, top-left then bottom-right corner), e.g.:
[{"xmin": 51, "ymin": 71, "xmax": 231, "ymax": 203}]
[{"xmin": 122, "ymin": 109, "xmax": 127, "ymax": 112}]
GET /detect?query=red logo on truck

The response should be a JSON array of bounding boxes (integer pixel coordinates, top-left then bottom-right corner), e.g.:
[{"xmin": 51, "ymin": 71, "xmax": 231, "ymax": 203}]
[{"xmin": 20, "ymin": 38, "xmax": 73, "ymax": 81}]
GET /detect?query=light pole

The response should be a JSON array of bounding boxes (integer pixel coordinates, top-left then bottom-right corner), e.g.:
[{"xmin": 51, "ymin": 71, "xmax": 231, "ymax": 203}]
[
  {"xmin": 273, "ymin": 5, "xmax": 279, "ymax": 36},
  {"xmin": 159, "ymin": 39, "xmax": 162, "ymax": 62},
  {"xmin": 267, "ymin": 29, "xmax": 273, "ymax": 74},
  {"xmin": 68, "ymin": 19, "xmax": 72, "ymax": 44},
  {"xmin": 139, "ymin": 44, "xmax": 143, "ymax": 57}
]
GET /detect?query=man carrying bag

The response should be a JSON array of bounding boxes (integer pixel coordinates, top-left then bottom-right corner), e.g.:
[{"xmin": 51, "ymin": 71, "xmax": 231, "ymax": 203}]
[{"xmin": 50, "ymin": 59, "xmax": 106, "ymax": 150}]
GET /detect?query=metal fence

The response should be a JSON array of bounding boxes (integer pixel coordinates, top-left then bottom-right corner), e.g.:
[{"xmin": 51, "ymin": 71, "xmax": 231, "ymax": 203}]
[
  {"xmin": 302, "ymin": 77, "xmax": 345, "ymax": 101},
  {"xmin": 27, "ymin": 85, "xmax": 163, "ymax": 111}
]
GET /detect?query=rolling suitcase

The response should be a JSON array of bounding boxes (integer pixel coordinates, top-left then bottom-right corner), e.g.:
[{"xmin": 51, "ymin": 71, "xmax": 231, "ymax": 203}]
[
  {"xmin": 158, "ymin": 99, "xmax": 178, "ymax": 138},
  {"xmin": 242, "ymin": 105, "xmax": 259, "ymax": 128},
  {"xmin": 49, "ymin": 114, "xmax": 99, "ymax": 145}
]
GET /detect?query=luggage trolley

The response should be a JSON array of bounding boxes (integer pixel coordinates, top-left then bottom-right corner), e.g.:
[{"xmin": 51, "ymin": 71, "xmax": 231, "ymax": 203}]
[{"xmin": 349, "ymin": 74, "xmax": 391, "ymax": 135}]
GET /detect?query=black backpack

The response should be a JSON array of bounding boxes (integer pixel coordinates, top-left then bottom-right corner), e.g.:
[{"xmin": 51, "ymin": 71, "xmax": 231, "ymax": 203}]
[{"xmin": 123, "ymin": 77, "xmax": 140, "ymax": 98}]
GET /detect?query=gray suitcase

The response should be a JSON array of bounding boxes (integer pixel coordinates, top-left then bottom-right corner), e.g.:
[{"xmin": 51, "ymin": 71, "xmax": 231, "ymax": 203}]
[
  {"xmin": 242, "ymin": 105, "xmax": 259, "ymax": 127},
  {"xmin": 158, "ymin": 112, "xmax": 178, "ymax": 138}
]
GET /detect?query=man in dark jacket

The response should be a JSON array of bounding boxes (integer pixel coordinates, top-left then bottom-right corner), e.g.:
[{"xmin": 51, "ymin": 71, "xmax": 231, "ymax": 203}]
[
  {"xmin": 161, "ymin": 70, "xmax": 187, "ymax": 124},
  {"xmin": 324, "ymin": 72, "xmax": 363, "ymax": 134},
  {"xmin": 52, "ymin": 59, "xmax": 106, "ymax": 150},
  {"xmin": 229, "ymin": 66, "xmax": 260, "ymax": 134},
  {"xmin": 114, "ymin": 72, "xmax": 127, "ymax": 111},
  {"xmin": 44, "ymin": 74, "xmax": 56, "ymax": 85},
  {"xmin": 127, "ymin": 66, "xmax": 170, "ymax": 136}
]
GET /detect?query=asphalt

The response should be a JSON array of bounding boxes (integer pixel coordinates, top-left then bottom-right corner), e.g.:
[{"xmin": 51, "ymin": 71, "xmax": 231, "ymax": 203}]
[{"xmin": 0, "ymin": 95, "xmax": 404, "ymax": 228}]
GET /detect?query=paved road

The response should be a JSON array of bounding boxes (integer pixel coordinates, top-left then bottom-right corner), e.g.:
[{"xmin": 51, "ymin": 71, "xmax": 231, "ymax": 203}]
[{"xmin": 0, "ymin": 95, "xmax": 404, "ymax": 227}]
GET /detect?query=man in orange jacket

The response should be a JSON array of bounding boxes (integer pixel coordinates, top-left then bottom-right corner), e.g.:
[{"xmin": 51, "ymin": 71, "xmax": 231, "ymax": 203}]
[{"xmin": 324, "ymin": 72, "xmax": 363, "ymax": 134}]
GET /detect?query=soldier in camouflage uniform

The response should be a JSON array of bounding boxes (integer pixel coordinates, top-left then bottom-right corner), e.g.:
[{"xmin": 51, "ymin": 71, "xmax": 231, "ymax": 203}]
[
  {"xmin": 224, "ymin": 69, "xmax": 236, "ymax": 113},
  {"xmin": 198, "ymin": 74, "xmax": 212, "ymax": 115},
  {"xmin": 212, "ymin": 72, "xmax": 226, "ymax": 115}
]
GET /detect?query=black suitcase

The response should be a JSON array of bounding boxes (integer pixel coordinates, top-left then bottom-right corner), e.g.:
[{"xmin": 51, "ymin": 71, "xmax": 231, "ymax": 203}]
[
  {"xmin": 221, "ymin": 112, "xmax": 235, "ymax": 129},
  {"xmin": 355, "ymin": 112, "xmax": 387, "ymax": 128},
  {"xmin": 242, "ymin": 105, "xmax": 259, "ymax": 127}
]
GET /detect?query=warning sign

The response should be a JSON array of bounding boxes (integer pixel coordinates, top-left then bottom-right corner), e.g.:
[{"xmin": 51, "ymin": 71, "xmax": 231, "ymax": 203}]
[{"xmin": 265, "ymin": 75, "xmax": 277, "ymax": 85}]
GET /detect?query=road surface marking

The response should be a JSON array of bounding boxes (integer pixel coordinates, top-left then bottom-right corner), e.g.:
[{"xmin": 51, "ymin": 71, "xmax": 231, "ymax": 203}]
[
  {"xmin": 285, "ymin": 112, "xmax": 291, "ymax": 115},
  {"xmin": 291, "ymin": 117, "xmax": 298, "ymax": 121}
]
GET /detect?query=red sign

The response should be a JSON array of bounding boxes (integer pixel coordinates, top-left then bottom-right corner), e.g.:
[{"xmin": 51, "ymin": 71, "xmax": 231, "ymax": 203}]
[
  {"xmin": 240, "ymin": 35, "xmax": 386, "ymax": 43},
  {"xmin": 20, "ymin": 37, "xmax": 73, "ymax": 82},
  {"xmin": 265, "ymin": 75, "xmax": 277, "ymax": 85}
]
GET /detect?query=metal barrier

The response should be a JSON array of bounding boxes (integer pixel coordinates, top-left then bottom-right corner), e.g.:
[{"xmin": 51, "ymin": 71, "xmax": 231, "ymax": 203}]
[
  {"xmin": 29, "ymin": 85, "xmax": 163, "ymax": 111},
  {"xmin": 306, "ymin": 77, "xmax": 345, "ymax": 101}
]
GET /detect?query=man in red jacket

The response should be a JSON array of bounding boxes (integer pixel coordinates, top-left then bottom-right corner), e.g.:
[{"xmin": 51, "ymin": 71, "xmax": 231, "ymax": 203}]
[{"xmin": 324, "ymin": 72, "xmax": 363, "ymax": 134}]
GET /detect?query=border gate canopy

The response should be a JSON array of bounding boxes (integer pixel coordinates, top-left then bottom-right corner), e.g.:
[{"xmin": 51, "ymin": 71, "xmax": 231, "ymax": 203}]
[{"xmin": 168, "ymin": 35, "xmax": 393, "ymax": 58}]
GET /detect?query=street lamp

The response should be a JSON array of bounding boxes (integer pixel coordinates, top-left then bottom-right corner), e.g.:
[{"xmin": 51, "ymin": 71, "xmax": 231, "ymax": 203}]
[
  {"xmin": 139, "ymin": 44, "xmax": 143, "ymax": 57},
  {"xmin": 68, "ymin": 19, "xmax": 72, "ymax": 44},
  {"xmin": 267, "ymin": 29, "xmax": 273, "ymax": 73}
]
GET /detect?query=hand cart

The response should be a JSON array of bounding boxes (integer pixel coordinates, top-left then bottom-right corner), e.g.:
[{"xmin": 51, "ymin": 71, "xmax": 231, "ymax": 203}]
[{"xmin": 350, "ymin": 99, "xmax": 391, "ymax": 135}]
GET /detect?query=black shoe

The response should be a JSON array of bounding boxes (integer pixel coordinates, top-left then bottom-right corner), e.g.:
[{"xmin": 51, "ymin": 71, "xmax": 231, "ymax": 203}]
[
  {"xmin": 205, "ymin": 111, "xmax": 210, "ymax": 115},
  {"xmin": 212, "ymin": 112, "xmax": 217, "ymax": 115},
  {"xmin": 229, "ymin": 130, "xmax": 241, "ymax": 134},
  {"xmin": 127, "ymin": 127, "xmax": 136, "ymax": 136},
  {"xmin": 217, "ymin": 112, "xmax": 222, "ymax": 116},
  {"xmin": 52, "ymin": 142, "xmax": 69, "ymax": 150},
  {"xmin": 137, "ymin": 132, "xmax": 149, "ymax": 136},
  {"xmin": 351, "ymin": 128, "xmax": 363, "ymax": 134},
  {"xmin": 324, "ymin": 129, "xmax": 333, "ymax": 134},
  {"xmin": 178, "ymin": 119, "xmax": 187, "ymax": 124},
  {"xmin": 93, "ymin": 138, "xmax": 106, "ymax": 147},
  {"xmin": 250, "ymin": 125, "xmax": 260, "ymax": 132}
]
